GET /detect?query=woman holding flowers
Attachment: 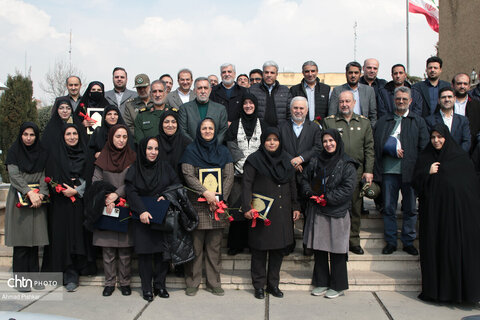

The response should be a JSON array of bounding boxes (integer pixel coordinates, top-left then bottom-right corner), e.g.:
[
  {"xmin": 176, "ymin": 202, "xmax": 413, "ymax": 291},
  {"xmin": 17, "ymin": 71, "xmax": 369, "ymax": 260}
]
[
  {"xmin": 91, "ymin": 124, "xmax": 136, "ymax": 297},
  {"xmin": 299, "ymin": 129, "xmax": 357, "ymax": 299},
  {"xmin": 179, "ymin": 118, "xmax": 234, "ymax": 297},
  {"xmin": 41, "ymin": 124, "xmax": 88, "ymax": 292},
  {"xmin": 242, "ymin": 127, "xmax": 300, "ymax": 300},
  {"xmin": 4, "ymin": 122, "xmax": 49, "ymax": 280}
]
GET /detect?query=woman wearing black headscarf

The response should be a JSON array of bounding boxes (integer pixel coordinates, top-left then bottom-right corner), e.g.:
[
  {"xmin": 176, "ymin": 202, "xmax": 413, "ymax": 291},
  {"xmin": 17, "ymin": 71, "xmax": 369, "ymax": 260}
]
[
  {"xmin": 125, "ymin": 136, "xmax": 181, "ymax": 301},
  {"xmin": 5, "ymin": 122, "xmax": 49, "ymax": 281},
  {"xmin": 76, "ymin": 81, "xmax": 110, "ymax": 139},
  {"xmin": 41, "ymin": 124, "xmax": 88, "ymax": 292},
  {"xmin": 42, "ymin": 98, "xmax": 84, "ymax": 146},
  {"xmin": 179, "ymin": 118, "xmax": 234, "ymax": 297},
  {"xmin": 299, "ymin": 129, "xmax": 357, "ymax": 299},
  {"xmin": 92, "ymin": 124, "xmax": 136, "ymax": 297},
  {"xmin": 413, "ymin": 123, "xmax": 480, "ymax": 303},
  {"xmin": 242, "ymin": 127, "xmax": 300, "ymax": 299},
  {"xmin": 156, "ymin": 110, "xmax": 192, "ymax": 177},
  {"xmin": 225, "ymin": 93, "xmax": 267, "ymax": 255}
]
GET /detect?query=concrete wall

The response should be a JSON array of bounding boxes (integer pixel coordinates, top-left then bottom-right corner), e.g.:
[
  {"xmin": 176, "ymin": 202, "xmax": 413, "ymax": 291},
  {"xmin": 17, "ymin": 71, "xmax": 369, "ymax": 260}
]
[{"xmin": 439, "ymin": 0, "xmax": 480, "ymax": 82}]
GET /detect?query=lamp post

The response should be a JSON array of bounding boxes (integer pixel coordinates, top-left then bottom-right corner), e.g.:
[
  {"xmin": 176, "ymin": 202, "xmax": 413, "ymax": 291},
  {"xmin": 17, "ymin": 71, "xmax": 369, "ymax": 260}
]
[{"xmin": 471, "ymin": 69, "xmax": 478, "ymax": 86}]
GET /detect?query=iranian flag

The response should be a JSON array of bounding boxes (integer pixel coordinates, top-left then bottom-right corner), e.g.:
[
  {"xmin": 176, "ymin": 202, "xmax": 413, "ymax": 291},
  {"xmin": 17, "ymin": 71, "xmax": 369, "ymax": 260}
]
[{"xmin": 409, "ymin": 0, "xmax": 439, "ymax": 33}]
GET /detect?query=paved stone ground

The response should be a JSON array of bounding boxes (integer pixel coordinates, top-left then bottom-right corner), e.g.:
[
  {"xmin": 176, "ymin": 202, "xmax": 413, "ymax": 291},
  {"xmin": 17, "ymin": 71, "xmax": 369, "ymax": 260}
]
[{"xmin": 1, "ymin": 285, "xmax": 479, "ymax": 320}]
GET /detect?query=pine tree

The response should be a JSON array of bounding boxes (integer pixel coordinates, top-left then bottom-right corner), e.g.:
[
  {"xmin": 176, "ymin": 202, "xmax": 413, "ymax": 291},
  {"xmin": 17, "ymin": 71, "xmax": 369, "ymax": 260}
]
[{"xmin": 0, "ymin": 73, "xmax": 38, "ymax": 182}]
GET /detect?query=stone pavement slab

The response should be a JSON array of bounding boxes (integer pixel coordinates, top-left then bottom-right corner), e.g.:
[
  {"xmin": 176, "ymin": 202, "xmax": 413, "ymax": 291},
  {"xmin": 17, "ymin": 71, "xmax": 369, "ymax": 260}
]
[
  {"xmin": 376, "ymin": 291, "xmax": 480, "ymax": 320},
  {"xmin": 269, "ymin": 291, "xmax": 388, "ymax": 320},
  {"xmin": 20, "ymin": 286, "xmax": 147, "ymax": 320},
  {"xmin": 138, "ymin": 288, "xmax": 265, "ymax": 320}
]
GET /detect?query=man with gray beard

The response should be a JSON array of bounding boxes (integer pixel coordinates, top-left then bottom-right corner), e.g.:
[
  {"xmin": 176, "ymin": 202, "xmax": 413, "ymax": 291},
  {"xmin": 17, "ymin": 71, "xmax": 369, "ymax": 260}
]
[
  {"xmin": 134, "ymin": 80, "xmax": 168, "ymax": 144},
  {"xmin": 209, "ymin": 63, "xmax": 247, "ymax": 124},
  {"xmin": 124, "ymin": 74, "xmax": 153, "ymax": 134},
  {"xmin": 279, "ymin": 96, "xmax": 322, "ymax": 255}
]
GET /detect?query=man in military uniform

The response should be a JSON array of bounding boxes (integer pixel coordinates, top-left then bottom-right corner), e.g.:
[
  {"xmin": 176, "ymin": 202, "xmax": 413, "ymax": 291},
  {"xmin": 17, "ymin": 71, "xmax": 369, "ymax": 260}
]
[
  {"xmin": 323, "ymin": 90, "xmax": 374, "ymax": 255},
  {"xmin": 134, "ymin": 80, "xmax": 168, "ymax": 144},
  {"xmin": 124, "ymin": 74, "xmax": 153, "ymax": 134}
]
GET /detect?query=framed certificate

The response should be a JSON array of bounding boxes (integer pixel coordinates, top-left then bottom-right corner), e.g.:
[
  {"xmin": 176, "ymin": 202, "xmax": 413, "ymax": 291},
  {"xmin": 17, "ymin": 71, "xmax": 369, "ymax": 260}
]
[
  {"xmin": 87, "ymin": 107, "xmax": 104, "ymax": 134},
  {"xmin": 199, "ymin": 168, "xmax": 222, "ymax": 194},
  {"xmin": 251, "ymin": 193, "xmax": 274, "ymax": 218},
  {"xmin": 16, "ymin": 184, "xmax": 50, "ymax": 207},
  {"xmin": 95, "ymin": 206, "xmax": 130, "ymax": 233}
]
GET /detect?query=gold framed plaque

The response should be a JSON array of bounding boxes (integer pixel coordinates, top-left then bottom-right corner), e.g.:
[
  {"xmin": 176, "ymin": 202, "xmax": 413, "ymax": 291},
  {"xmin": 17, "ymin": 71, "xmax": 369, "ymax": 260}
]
[
  {"xmin": 199, "ymin": 168, "xmax": 222, "ymax": 194},
  {"xmin": 16, "ymin": 184, "xmax": 50, "ymax": 206},
  {"xmin": 251, "ymin": 193, "xmax": 274, "ymax": 217}
]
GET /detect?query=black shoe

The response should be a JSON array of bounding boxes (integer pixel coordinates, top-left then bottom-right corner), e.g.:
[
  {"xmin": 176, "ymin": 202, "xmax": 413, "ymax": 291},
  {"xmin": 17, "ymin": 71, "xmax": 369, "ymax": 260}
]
[
  {"xmin": 227, "ymin": 248, "xmax": 242, "ymax": 256},
  {"xmin": 143, "ymin": 291, "xmax": 153, "ymax": 302},
  {"xmin": 266, "ymin": 286, "xmax": 284, "ymax": 298},
  {"xmin": 382, "ymin": 244, "xmax": 397, "ymax": 254},
  {"xmin": 102, "ymin": 286, "xmax": 115, "ymax": 296},
  {"xmin": 303, "ymin": 247, "xmax": 314, "ymax": 256},
  {"xmin": 154, "ymin": 288, "xmax": 170, "ymax": 298},
  {"xmin": 254, "ymin": 288, "xmax": 265, "ymax": 299},
  {"xmin": 361, "ymin": 208, "xmax": 370, "ymax": 215},
  {"xmin": 349, "ymin": 245, "xmax": 364, "ymax": 255},
  {"xmin": 403, "ymin": 245, "xmax": 419, "ymax": 256},
  {"xmin": 120, "ymin": 285, "xmax": 131, "ymax": 296}
]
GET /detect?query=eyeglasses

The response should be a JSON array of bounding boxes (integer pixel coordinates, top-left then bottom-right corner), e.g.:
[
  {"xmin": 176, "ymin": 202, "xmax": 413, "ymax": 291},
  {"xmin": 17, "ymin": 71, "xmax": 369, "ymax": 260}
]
[
  {"xmin": 394, "ymin": 97, "xmax": 409, "ymax": 101},
  {"xmin": 250, "ymin": 78, "xmax": 262, "ymax": 82}
]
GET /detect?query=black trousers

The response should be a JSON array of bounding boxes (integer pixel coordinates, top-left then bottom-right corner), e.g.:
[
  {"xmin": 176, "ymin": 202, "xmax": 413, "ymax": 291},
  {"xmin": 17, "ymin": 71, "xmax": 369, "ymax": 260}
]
[
  {"xmin": 13, "ymin": 246, "xmax": 39, "ymax": 273},
  {"xmin": 138, "ymin": 253, "xmax": 169, "ymax": 292},
  {"xmin": 64, "ymin": 254, "xmax": 87, "ymax": 285},
  {"xmin": 250, "ymin": 248, "xmax": 284, "ymax": 290},
  {"xmin": 312, "ymin": 250, "xmax": 348, "ymax": 291},
  {"xmin": 227, "ymin": 220, "xmax": 249, "ymax": 250}
]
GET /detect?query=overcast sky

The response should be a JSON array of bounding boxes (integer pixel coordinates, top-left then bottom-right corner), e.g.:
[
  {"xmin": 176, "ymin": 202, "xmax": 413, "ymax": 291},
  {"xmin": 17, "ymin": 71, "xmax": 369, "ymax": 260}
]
[{"xmin": 0, "ymin": 0, "xmax": 438, "ymax": 105}]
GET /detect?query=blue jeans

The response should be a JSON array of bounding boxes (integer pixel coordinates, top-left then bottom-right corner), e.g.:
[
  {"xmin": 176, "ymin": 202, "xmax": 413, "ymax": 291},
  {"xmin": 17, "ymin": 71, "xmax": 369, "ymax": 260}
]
[{"xmin": 382, "ymin": 174, "xmax": 417, "ymax": 247}]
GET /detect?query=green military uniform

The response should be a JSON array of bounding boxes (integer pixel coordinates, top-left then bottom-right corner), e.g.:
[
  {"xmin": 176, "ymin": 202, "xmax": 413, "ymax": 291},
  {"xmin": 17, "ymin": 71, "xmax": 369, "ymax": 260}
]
[
  {"xmin": 124, "ymin": 97, "xmax": 153, "ymax": 135},
  {"xmin": 134, "ymin": 108, "xmax": 166, "ymax": 144},
  {"xmin": 323, "ymin": 113, "xmax": 374, "ymax": 247}
]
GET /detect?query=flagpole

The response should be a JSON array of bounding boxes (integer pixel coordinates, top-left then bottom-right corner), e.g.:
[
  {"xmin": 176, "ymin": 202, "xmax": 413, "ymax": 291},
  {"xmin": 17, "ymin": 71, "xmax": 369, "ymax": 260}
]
[{"xmin": 406, "ymin": 0, "xmax": 410, "ymax": 75}]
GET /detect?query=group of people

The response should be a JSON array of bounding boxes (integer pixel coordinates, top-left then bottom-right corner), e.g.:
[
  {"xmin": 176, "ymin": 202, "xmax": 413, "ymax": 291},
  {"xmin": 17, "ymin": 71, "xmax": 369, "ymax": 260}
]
[{"xmin": 4, "ymin": 56, "xmax": 480, "ymax": 304}]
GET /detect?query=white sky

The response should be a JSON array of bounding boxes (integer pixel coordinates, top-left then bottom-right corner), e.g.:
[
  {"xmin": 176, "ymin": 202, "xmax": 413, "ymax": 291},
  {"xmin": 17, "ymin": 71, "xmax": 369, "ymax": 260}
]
[{"xmin": 0, "ymin": 0, "xmax": 439, "ymax": 105}]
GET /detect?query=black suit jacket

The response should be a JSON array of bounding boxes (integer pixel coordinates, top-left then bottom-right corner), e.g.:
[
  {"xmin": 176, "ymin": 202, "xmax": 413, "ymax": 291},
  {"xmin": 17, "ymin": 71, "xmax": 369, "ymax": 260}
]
[
  {"xmin": 425, "ymin": 112, "xmax": 471, "ymax": 152},
  {"xmin": 279, "ymin": 119, "xmax": 322, "ymax": 166},
  {"xmin": 288, "ymin": 78, "xmax": 330, "ymax": 120},
  {"xmin": 209, "ymin": 83, "xmax": 246, "ymax": 122},
  {"xmin": 412, "ymin": 79, "xmax": 450, "ymax": 117}
]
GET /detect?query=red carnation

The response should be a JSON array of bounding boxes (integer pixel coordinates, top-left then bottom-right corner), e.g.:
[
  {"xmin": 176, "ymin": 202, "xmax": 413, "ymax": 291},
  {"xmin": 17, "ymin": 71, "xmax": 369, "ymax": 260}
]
[
  {"xmin": 44, "ymin": 177, "xmax": 51, "ymax": 183},
  {"xmin": 264, "ymin": 218, "xmax": 271, "ymax": 226},
  {"xmin": 80, "ymin": 103, "xmax": 85, "ymax": 107},
  {"xmin": 228, "ymin": 216, "xmax": 234, "ymax": 222},
  {"xmin": 55, "ymin": 184, "xmax": 66, "ymax": 193},
  {"xmin": 316, "ymin": 116, "xmax": 322, "ymax": 121},
  {"xmin": 16, "ymin": 202, "xmax": 22, "ymax": 208}
]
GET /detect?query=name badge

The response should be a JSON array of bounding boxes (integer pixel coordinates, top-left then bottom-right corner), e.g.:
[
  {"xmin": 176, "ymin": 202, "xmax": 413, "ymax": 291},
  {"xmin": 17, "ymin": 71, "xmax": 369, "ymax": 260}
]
[{"xmin": 102, "ymin": 207, "xmax": 120, "ymax": 218}]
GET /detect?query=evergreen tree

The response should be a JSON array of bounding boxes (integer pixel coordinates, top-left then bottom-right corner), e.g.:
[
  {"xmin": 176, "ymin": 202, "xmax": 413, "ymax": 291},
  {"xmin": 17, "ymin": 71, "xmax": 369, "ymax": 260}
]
[{"xmin": 0, "ymin": 73, "xmax": 38, "ymax": 182}]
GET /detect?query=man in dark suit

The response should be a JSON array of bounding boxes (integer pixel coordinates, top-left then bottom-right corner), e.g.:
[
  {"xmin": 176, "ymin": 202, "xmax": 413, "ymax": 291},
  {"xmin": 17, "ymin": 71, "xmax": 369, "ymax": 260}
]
[
  {"xmin": 425, "ymin": 87, "xmax": 471, "ymax": 152},
  {"xmin": 452, "ymin": 73, "xmax": 480, "ymax": 152},
  {"xmin": 288, "ymin": 61, "xmax": 330, "ymax": 121},
  {"xmin": 178, "ymin": 77, "xmax": 228, "ymax": 144},
  {"xmin": 105, "ymin": 67, "xmax": 137, "ymax": 115},
  {"xmin": 412, "ymin": 56, "xmax": 450, "ymax": 118},
  {"xmin": 359, "ymin": 58, "xmax": 387, "ymax": 98},
  {"xmin": 209, "ymin": 63, "xmax": 246, "ymax": 125},
  {"xmin": 279, "ymin": 96, "xmax": 322, "ymax": 256},
  {"xmin": 328, "ymin": 61, "xmax": 377, "ymax": 126}
]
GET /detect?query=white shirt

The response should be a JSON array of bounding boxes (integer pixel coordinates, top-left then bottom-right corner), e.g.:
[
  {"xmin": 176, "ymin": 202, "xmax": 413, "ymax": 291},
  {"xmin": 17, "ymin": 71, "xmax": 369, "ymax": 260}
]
[
  {"xmin": 454, "ymin": 98, "xmax": 468, "ymax": 116},
  {"xmin": 350, "ymin": 86, "xmax": 361, "ymax": 115},
  {"xmin": 304, "ymin": 82, "xmax": 316, "ymax": 121},
  {"xmin": 178, "ymin": 90, "xmax": 190, "ymax": 104},
  {"xmin": 292, "ymin": 119, "xmax": 305, "ymax": 138},
  {"xmin": 440, "ymin": 110, "xmax": 453, "ymax": 131}
]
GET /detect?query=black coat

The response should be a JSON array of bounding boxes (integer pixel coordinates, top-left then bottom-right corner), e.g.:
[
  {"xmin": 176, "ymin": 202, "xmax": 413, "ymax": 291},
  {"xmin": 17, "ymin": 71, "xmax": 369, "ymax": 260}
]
[
  {"xmin": 425, "ymin": 112, "xmax": 471, "ymax": 152},
  {"xmin": 412, "ymin": 79, "xmax": 450, "ymax": 117},
  {"xmin": 377, "ymin": 81, "xmax": 423, "ymax": 119},
  {"xmin": 299, "ymin": 156, "xmax": 358, "ymax": 218},
  {"xmin": 242, "ymin": 163, "xmax": 300, "ymax": 250},
  {"xmin": 209, "ymin": 83, "xmax": 247, "ymax": 122},
  {"xmin": 161, "ymin": 185, "xmax": 198, "ymax": 266},
  {"xmin": 288, "ymin": 78, "xmax": 330, "ymax": 120},
  {"xmin": 278, "ymin": 119, "xmax": 322, "ymax": 167},
  {"xmin": 248, "ymin": 81, "xmax": 290, "ymax": 126},
  {"xmin": 373, "ymin": 112, "xmax": 429, "ymax": 183}
]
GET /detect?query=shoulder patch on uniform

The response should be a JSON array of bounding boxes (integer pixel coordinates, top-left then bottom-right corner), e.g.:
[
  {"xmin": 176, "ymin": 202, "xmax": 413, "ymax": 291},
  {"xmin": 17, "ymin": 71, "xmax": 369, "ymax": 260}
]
[
  {"xmin": 171, "ymin": 107, "xmax": 179, "ymax": 112},
  {"xmin": 359, "ymin": 115, "xmax": 368, "ymax": 119},
  {"xmin": 326, "ymin": 115, "xmax": 335, "ymax": 119},
  {"xmin": 126, "ymin": 97, "xmax": 135, "ymax": 103},
  {"xmin": 138, "ymin": 107, "xmax": 147, "ymax": 113}
]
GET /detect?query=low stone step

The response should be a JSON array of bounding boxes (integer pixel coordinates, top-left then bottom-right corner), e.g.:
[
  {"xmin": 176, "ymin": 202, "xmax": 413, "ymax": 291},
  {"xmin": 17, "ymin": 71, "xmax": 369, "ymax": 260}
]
[{"xmin": 0, "ymin": 267, "xmax": 421, "ymax": 292}]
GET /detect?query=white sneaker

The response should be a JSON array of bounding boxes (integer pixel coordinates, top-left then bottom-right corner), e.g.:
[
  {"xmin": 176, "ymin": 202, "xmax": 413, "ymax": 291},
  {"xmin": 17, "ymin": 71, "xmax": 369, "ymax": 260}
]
[
  {"xmin": 325, "ymin": 288, "xmax": 344, "ymax": 299},
  {"xmin": 311, "ymin": 287, "xmax": 328, "ymax": 296}
]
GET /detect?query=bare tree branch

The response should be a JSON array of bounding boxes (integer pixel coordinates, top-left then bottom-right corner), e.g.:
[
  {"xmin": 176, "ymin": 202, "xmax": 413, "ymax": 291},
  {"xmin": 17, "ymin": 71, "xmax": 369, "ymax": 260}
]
[{"xmin": 40, "ymin": 59, "xmax": 85, "ymax": 104}]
